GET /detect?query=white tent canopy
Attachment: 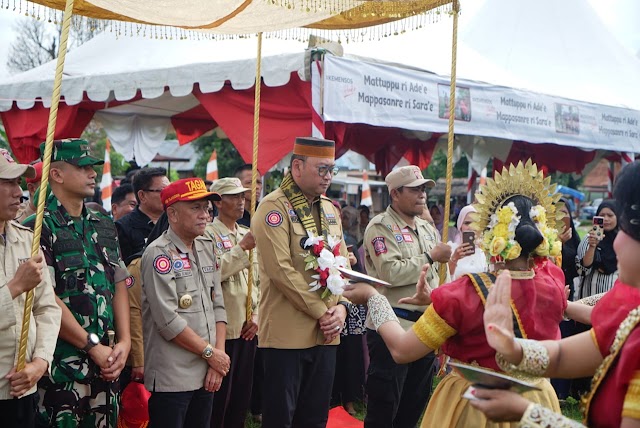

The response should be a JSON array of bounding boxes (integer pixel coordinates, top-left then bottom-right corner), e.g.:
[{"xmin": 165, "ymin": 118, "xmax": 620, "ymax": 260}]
[{"xmin": 1, "ymin": 0, "xmax": 639, "ymax": 172}]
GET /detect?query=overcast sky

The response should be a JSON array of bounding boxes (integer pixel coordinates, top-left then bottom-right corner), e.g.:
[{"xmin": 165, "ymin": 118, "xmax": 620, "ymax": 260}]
[{"xmin": 0, "ymin": 0, "xmax": 639, "ymax": 80}]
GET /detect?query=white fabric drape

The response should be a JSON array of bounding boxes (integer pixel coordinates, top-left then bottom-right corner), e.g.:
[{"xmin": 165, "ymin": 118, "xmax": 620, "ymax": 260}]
[{"xmin": 95, "ymin": 112, "xmax": 170, "ymax": 166}]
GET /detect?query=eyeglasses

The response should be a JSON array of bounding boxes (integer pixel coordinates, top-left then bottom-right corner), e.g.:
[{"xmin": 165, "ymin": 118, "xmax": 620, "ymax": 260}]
[{"xmin": 314, "ymin": 164, "xmax": 339, "ymax": 177}]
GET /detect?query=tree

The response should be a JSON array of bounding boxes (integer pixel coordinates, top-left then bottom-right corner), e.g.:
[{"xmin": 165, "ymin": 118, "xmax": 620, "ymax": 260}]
[
  {"xmin": 424, "ymin": 150, "xmax": 470, "ymax": 181},
  {"xmin": 192, "ymin": 135, "xmax": 245, "ymax": 180},
  {"xmin": 7, "ymin": 17, "xmax": 100, "ymax": 73},
  {"xmin": 81, "ymin": 124, "xmax": 130, "ymax": 179}
]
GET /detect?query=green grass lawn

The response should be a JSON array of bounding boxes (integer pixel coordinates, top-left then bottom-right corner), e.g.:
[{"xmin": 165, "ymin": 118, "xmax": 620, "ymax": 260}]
[{"xmin": 244, "ymin": 377, "xmax": 584, "ymax": 427}]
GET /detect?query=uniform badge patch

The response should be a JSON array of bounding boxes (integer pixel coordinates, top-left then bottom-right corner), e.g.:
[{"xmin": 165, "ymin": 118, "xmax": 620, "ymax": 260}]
[
  {"xmin": 125, "ymin": 276, "xmax": 135, "ymax": 288},
  {"xmin": 216, "ymin": 241, "xmax": 224, "ymax": 250},
  {"xmin": 394, "ymin": 234, "xmax": 404, "ymax": 243},
  {"xmin": 402, "ymin": 233, "xmax": 413, "ymax": 243},
  {"xmin": 153, "ymin": 255, "xmax": 172, "ymax": 274},
  {"xmin": 173, "ymin": 259, "xmax": 184, "ymax": 271},
  {"xmin": 371, "ymin": 237, "xmax": 388, "ymax": 256},
  {"xmin": 266, "ymin": 210, "xmax": 283, "ymax": 227},
  {"xmin": 202, "ymin": 266, "xmax": 215, "ymax": 273},
  {"xmin": 326, "ymin": 212, "xmax": 337, "ymax": 225}
]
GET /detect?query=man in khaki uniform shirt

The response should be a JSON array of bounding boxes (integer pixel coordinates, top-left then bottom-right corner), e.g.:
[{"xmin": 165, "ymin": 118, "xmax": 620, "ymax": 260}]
[
  {"xmin": 363, "ymin": 165, "xmax": 452, "ymax": 428},
  {"xmin": 253, "ymin": 137, "xmax": 350, "ymax": 428},
  {"xmin": 141, "ymin": 178, "xmax": 229, "ymax": 428},
  {"xmin": 0, "ymin": 153, "xmax": 61, "ymax": 428},
  {"xmin": 206, "ymin": 177, "xmax": 260, "ymax": 428}
]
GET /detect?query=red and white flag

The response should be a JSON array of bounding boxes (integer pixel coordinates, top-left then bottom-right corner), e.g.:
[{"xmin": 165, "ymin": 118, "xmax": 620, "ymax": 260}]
[
  {"xmin": 360, "ymin": 170, "xmax": 372, "ymax": 207},
  {"xmin": 206, "ymin": 150, "xmax": 219, "ymax": 181},
  {"xmin": 100, "ymin": 140, "xmax": 113, "ymax": 212}
]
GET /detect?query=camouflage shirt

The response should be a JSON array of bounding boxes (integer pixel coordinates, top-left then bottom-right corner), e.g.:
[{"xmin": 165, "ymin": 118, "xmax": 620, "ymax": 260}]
[{"xmin": 25, "ymin": 193, "xmax": 129, "ymax": 383}]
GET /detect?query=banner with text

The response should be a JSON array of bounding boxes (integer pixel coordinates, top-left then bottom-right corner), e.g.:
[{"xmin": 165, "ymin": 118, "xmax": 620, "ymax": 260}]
[{"xmin": 322, "ymin": 56, "xmax": 640, "ymax": 153}]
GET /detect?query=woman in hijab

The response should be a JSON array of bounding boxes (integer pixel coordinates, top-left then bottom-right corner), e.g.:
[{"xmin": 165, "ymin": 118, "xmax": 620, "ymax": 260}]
[
  {"xmin": 448, "ymin": 205, "xmax": 488, "ymax": 280},
  {"xmin": 558, "ymin": 198, "xmax": 581, "ymax": 300},
  {"xmin": 430, "ymin": 203, "xmax": 459, "ymax": 243},
  {"xmin": 575, "ymin": 199, "xmax": 619, "ymax": 299},
  {"xmin": 551, "ymin": 198, "xmax": 584, "ymax": 399}
]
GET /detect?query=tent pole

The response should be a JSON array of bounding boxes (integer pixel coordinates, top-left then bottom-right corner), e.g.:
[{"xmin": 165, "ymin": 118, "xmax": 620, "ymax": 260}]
[
  {"xmin": 246, "ymin": 33, "xmax": 263, "ymax": 323},
  {"xmin": 439, "ymin": 0, "xmax": 460, "ymax": 285},
  {"xmin": 17, "ymin": 0, "xmax": 76, "ymax": 370}
]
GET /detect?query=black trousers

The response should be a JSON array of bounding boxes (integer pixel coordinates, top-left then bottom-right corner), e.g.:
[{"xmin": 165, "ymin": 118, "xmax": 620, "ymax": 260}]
[
  {"xmin": 261, "ymin": 346, "xmax": 337, "ymax": 428},
  {"xmin": 0, "ymin": 392, "xmax": 38, "ymax": 428},
  {"xmin": 364, "ymin": 329, "xmax": 436, "ymax": 428},
  {"xmin": 333, "ymin": 334, "xmax": 366, "ymax": 404},
  {"xmin": 148, "ymin": 387, "xmax": 214, "ymax": 428},
  {"xmin": 211, "ymin": 337, "xmax": 257, "ymax": 428},
  {"xmin": 250, "ymin": 346, "xmax": 264, "ymax": 416}
]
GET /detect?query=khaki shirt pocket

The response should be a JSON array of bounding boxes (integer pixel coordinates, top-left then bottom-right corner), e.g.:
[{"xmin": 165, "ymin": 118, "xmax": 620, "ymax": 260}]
[{"xmin": 175, "ymin": 274, "xmax": 201, "ymax": 313}]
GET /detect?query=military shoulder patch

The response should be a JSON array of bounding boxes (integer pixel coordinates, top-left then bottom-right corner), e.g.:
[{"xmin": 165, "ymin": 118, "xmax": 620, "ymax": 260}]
[
  {"xmin": 153, "ymin": 255, "xmax": 172, "ymax": 275},
  {"xmin": 125, "ymin": 276, "xmax": 135, "ymax": 288},
  {"xmin": 265, "ymin": 210, "xmax": 283, "ymax": 227},
  {"xmin": 371, "ymin": 237, "xmax": 387, "ymax": 256}
]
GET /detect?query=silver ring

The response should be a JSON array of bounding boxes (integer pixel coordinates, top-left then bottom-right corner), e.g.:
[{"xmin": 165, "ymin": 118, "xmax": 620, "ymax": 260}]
[{"xmin": 335, "ymin": 325, "xmax": 340, "ymax": 331}]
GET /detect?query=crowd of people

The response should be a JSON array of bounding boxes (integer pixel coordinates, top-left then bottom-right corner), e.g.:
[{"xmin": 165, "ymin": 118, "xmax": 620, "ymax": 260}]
[{"xmin": 0, "ymin": 135, "xmax": 638, "ymax": 428}]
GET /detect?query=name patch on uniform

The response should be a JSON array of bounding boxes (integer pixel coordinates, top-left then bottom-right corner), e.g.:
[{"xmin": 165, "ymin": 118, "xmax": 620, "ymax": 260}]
[
  {"xmin": 153, "ymin": 255, "xmax": 172, "ymax": 275},
  {"xmin": 371, "ymin": 237, "xmax": 387, "ymax": 256},
  {"xmin": 326, "ymin": 212, "xmax": 337, "ymax": 225},
  {"xmin": 202, "ymin": 266, "xmax": 216, "ymax": 273},
  {"xmin": 125, "ymin": 276, "xmax": 135, "ymax": 288},
  {"xmin": 265, "ymin": 210, "xmax": 283, "ymax": 227},
  {"xmin": 175, "ymin": 270, "xmax": 193, "ymax": 278}
]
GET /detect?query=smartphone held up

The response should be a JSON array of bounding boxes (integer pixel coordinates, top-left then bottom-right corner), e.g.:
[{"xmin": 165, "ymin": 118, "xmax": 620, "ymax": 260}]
[{"xmin": 592, "ymin": 216, "xmax": 604, "ymax": 240}]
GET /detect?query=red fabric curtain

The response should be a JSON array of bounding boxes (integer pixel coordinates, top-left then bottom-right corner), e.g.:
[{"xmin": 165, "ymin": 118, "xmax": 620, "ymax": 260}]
[
  {"xmin": 326, "ymin": 122, "xmax": 439, "ymax": 175},
  {"xmin": 496, "ymin": 141, "xmax": 597, "ymax": 174},
  {"xmin": 171, "ymin": 104, "xmax": 218, "ymax": 146},
  {"xmin": 1, "ymin": 103, "xmax": 96, "ymax": 163},
  {"xmin": 194, "ymin": 75, "xmax": 312, "ymax": 173}
]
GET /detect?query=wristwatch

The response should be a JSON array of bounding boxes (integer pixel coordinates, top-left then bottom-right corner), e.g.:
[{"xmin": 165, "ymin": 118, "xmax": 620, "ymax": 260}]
[
  {"xmin": 337, "ymin": 300, "xmax": 351, "ymax": 312},
  {"xmin": 201, "ymin": 344, "xmax": 214, "ymax": 359},
  {"xmin": 82, "ymin": 333, "xmax": 100, "ymax": 353}
]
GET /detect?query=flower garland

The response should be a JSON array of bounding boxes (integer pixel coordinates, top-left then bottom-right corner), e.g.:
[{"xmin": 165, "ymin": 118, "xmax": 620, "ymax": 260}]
[
  {"xmin": 302, "ymin": 232, "xmax": 349, "ymax": 299},
  {"xmin": 481, "ymin": 203, "xmax": 562, "ymax": 263},
  {"xmin": 482, "ymin": 201, "xmax": 523, "ymax": 262},
  {"xmin": 530, "ymin": 206, "xmax": 562, "ymax": 257}
]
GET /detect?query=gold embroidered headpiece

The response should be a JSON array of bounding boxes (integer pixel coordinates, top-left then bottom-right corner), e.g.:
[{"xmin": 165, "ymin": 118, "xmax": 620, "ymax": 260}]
[{"xmin": 471, "ymin": 160, "xmax": 564, "ymax": 261}]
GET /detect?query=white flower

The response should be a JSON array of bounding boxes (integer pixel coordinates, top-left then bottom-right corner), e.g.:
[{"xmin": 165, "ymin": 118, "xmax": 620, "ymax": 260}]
[
  {"xmin": 317, "ymin": 248, "xmax": 335, "ymax": 271},
  {"xmin": 326, "ymin": 274, "xmax": 346, "ymax": 295},
  {"xmin": 309, "ymin": 275, "xmax": 321, "ymax": 292},
  {"xmin": 489, "ymin": 213, "xmax": 499, "ymax": 228},
  {"xmin": 304, "ymin": 231, "xmax": 324, "ymax": 248},
  {"xmin": 334, "ymin": 255, "xmax": 349, "ymax": 269},
  {"xmin": 327, "ymin": 235, "xmax": 342, "ymax": 250}
]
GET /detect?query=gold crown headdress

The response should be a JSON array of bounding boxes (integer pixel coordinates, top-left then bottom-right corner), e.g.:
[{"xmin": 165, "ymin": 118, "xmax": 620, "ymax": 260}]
[{"xmin": 471, "ymin": 160, "xmax": 564, "ymax": 261}]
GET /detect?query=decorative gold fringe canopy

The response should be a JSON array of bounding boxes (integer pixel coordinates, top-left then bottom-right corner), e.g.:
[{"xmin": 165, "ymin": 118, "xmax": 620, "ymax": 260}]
[{"xmin": 3, "ymin": 0, "xmax": 453, "ymax": 40}]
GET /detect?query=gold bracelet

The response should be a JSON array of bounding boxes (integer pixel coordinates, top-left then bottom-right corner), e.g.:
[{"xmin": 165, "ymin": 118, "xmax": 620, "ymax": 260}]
[{"xmin": 495, "ymin": 338, "xmax": 549, "ymax": 377}]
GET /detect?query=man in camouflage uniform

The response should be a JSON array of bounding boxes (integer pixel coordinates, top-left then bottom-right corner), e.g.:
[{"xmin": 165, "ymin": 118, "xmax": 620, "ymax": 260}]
[{"xmin": 25, "ymin": 140, "xmax": 131, "ymax": 428}]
